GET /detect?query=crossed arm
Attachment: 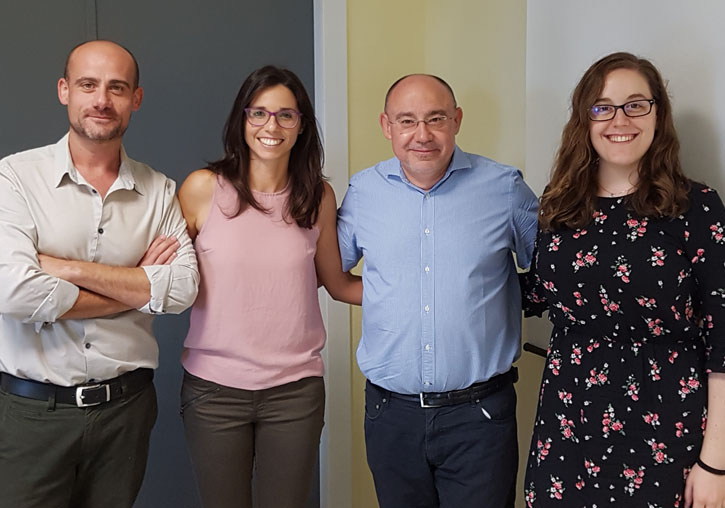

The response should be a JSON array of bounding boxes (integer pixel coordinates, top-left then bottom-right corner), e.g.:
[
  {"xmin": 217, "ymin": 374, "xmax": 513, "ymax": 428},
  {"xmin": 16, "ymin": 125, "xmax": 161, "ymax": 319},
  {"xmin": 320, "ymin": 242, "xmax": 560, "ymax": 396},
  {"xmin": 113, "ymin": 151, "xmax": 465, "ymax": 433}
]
[
  {"xmin": 39, "ymin": 235, "xmax": 180, "ymax": 319},
  {"xmin": 0, "ymin": 161, "xmax": 201, "ymax": 323}
]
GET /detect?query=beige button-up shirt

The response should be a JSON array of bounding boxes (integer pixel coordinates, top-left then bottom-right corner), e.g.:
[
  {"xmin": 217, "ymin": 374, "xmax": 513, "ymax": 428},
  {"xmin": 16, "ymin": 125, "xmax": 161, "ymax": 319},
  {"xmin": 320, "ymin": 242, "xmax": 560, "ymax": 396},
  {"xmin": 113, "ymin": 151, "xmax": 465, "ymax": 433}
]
[{"xmin": 0, "ymin": 134, "xmax": 199, "ymax": 386}]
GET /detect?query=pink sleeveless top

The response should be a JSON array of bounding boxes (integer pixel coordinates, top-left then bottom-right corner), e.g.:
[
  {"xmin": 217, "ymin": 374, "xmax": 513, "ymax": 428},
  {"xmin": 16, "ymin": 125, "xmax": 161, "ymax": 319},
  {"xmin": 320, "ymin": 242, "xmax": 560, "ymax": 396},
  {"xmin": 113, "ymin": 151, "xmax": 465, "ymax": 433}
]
[{"xmin": 182, "ymin": 176, "xmax": 325, "ymax": 390}]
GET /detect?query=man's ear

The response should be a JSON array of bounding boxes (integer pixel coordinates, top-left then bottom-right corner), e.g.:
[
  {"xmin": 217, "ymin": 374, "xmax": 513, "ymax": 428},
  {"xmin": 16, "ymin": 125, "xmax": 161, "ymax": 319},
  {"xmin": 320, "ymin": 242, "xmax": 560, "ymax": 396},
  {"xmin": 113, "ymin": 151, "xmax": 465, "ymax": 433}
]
[
  {"xmin": 132, "ymin": 86, "xmax": 144, "ymax": 111},
  {"xmin": 380, "ymin": 112, "xmax": 393, "ymax": 140},
  {"xmin": 58, "ymin": 78, "xmax": 69, "ymax": 106},
  {"xmin": 452, "ymin": 107, "xmax": 463, "ymax": 135}
]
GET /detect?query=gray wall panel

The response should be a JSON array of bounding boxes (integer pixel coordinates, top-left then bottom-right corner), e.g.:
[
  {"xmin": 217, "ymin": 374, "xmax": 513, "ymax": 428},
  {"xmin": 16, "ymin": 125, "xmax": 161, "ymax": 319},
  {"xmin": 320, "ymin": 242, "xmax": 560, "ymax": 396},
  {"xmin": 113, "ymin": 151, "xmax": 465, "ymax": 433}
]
[
  {"xmin": 96, "ymin": 0, "xmax": 315, "ymax": 173},
  {"xmin": 0, "ymin": 2, "xmax": 88, "ymax": 154},
  {"xmin": 0, "ymin": 2, "xmax": 316, "ymax": 507}
]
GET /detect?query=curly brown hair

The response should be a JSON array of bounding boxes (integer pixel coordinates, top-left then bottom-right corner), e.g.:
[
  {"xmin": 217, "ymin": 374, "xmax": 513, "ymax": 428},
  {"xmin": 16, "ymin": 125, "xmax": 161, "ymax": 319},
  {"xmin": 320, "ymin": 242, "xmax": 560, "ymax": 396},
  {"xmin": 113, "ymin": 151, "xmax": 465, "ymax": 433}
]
[{"xmin": 539, "ymin": 52, "xmax": 689, "ymax": 231}]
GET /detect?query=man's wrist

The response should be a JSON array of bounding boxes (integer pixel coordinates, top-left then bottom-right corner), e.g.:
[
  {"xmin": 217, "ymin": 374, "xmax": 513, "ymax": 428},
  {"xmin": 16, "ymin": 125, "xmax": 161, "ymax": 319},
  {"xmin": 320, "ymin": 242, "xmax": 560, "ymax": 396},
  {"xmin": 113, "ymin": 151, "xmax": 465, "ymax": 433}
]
[{"xmin": 62, "ymin": 259, "xmax": 83, "ymax": 285}]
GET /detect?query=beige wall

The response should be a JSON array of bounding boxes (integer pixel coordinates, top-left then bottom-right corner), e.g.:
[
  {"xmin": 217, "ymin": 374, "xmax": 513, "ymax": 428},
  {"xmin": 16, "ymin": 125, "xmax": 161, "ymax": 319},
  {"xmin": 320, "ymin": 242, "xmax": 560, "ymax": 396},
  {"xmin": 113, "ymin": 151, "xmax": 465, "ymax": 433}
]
[{"xmin": 346, "ymin": 1, "xmax": 544, "ymax": 507}]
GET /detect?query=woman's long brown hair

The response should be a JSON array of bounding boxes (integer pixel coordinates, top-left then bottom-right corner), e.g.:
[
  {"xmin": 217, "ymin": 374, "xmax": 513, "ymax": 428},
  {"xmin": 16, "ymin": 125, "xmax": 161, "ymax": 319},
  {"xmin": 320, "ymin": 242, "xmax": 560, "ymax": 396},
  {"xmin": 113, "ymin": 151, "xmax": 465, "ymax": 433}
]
[
  {"xmin": 539, "ymin": 52, "xmax": 689, "ymax": 231},
  {"xmin": 208, "ymin": 65, "xmax": 324, "ymax": 229}
]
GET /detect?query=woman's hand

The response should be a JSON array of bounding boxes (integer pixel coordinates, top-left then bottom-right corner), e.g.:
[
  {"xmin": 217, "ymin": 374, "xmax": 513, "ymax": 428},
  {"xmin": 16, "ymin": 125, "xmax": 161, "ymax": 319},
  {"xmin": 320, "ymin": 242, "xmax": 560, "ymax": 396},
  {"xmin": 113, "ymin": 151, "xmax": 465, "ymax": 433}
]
[
  {"xmin": 687, "ymin": 373, "xmax": 725, "ymax": 508},
  {"xmin": 684, "ymin": 463, "xmax": 725, "ymax": 508}
]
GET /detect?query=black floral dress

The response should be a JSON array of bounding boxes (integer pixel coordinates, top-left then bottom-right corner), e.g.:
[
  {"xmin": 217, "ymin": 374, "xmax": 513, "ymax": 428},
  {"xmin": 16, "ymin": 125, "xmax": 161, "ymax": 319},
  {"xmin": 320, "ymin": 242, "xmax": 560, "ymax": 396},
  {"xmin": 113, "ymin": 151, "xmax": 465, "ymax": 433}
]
[{"xmin": 523, "ymin": 182, "xmax": 725, "ymax": 508}]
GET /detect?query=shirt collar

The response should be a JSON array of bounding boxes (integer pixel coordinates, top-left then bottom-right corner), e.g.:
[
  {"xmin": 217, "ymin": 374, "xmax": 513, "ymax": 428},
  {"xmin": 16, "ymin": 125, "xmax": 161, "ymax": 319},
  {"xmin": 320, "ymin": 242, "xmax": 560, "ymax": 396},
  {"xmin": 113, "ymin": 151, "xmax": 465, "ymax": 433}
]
[
  {"xmin": 52, "ymin": 133, "xmax": 143, "ymax": 195},
  {"xmin": 384, "ymin": 145, "xmax": 472, "ymax": 191}
]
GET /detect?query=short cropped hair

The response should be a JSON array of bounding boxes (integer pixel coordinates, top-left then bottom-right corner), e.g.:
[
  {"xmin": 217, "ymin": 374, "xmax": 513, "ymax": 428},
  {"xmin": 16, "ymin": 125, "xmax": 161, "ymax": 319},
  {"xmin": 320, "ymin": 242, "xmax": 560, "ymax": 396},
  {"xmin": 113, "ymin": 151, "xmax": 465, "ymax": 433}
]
[{"xmin": 63, "ymin": 40, "xmax": 140, "ymax": 89}]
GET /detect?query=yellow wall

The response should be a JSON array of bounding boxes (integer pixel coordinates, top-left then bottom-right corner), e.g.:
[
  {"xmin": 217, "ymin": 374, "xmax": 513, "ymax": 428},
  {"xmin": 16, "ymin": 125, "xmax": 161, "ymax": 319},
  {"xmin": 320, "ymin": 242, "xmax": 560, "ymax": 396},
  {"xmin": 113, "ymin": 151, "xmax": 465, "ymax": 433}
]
[{"xmin": 347, "ymin": 2, "xmax": 541, "ymax": 506}]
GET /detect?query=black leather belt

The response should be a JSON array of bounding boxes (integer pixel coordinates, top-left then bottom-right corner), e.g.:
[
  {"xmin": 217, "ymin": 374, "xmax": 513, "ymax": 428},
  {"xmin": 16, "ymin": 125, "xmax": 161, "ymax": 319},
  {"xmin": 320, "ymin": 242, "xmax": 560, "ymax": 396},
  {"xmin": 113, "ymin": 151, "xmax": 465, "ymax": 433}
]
[
  {"xmin": 0, "ymin": 369, "xmax": 153, "ymax": 408},
  {"xmin": 387, "ymin": 367, "xmax": 518, "ymax": 408}
]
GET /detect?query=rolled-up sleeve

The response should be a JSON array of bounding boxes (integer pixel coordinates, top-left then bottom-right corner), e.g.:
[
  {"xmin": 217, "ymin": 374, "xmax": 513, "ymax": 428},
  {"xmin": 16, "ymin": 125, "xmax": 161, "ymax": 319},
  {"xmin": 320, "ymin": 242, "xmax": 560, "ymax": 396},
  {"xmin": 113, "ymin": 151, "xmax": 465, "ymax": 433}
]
[
  {"xmin": 337, "ymin": 181, "xmax": 362, "ymax": 272},
  {"xmin": 0, "ymin": 164, "xmax": 80, "ymax": 323},
  {"xmin": 138, "ymin": 180, "xmax": 199, "ymax": 314}
]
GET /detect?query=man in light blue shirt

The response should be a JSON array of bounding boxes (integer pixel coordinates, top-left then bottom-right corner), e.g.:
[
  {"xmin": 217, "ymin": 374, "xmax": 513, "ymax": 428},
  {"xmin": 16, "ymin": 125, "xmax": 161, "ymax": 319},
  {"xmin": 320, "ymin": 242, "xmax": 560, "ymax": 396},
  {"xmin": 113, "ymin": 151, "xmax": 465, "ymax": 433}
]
[{"xmin": 338, "ymin": 74, "xmax": 538, "ymax": 507}]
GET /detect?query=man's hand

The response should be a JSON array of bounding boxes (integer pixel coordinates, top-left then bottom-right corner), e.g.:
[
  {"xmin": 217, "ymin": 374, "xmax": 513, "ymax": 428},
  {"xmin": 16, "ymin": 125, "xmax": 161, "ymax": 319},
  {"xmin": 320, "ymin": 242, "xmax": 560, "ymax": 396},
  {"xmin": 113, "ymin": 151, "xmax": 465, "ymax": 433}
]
[
  {"xmin": 137, "ymin": 235, "xmax": 180, "ymax": 266},
  {"xmin": 37, "ymin": 235, "xmax": 180, "ymax": 312}
]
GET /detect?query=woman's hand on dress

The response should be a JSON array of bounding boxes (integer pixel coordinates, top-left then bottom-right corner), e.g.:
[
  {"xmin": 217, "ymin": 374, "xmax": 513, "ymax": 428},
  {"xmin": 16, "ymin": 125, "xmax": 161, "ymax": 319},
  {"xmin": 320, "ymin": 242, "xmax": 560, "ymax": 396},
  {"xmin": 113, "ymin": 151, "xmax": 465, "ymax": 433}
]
[
  {"xmin": 684, "ymin": 463, "xmax": 725, "ymax": 508},
  {"xmin": 689, "ymin": 374, "xmax": 725, "ymax": 507}
]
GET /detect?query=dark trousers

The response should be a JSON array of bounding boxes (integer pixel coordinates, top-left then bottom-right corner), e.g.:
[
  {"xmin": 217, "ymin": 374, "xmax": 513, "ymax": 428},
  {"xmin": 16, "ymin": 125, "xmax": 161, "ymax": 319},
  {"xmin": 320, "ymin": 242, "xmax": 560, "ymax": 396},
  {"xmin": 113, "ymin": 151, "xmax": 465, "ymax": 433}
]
[
  {"xmin": 181, "ymin": 371, "xmax": 325, "ymax": 508},
  {"xmin": 0, "ymin": 382, "xmax": 157, "ymax": 508},
  {"xmin": 364, "ymin": 379, "xmax": 518, "ymax": 508}
]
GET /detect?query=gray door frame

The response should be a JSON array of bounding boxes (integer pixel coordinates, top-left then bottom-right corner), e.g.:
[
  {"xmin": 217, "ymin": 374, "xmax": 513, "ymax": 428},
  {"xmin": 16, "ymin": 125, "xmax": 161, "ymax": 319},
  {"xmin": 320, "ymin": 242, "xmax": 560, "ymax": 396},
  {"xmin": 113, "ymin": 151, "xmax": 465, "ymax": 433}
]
[{"xmin": 313, "ymin": 1, "xmax": 353, "ymax": 507}]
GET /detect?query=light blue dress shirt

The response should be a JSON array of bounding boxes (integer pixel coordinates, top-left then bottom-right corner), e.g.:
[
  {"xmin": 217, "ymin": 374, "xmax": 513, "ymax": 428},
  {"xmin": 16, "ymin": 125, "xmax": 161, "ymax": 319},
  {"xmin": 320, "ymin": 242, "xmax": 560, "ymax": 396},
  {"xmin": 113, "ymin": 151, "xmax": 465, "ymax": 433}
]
[{"xmin": 338, "ymin": 147, "xmax": 538, "ymax": 394}]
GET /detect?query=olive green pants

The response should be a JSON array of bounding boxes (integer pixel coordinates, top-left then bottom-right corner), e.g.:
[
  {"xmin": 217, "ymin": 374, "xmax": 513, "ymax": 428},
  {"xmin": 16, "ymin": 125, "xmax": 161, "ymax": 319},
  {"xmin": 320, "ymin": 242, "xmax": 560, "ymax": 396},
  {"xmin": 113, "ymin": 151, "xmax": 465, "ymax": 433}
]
[
  {"xmin": 0, "ymin": 382, "xmax": 157, "ymax": 508},
  {"xmin": 181, "ymin": 372, "xmax": 325, "ymax": 508}
]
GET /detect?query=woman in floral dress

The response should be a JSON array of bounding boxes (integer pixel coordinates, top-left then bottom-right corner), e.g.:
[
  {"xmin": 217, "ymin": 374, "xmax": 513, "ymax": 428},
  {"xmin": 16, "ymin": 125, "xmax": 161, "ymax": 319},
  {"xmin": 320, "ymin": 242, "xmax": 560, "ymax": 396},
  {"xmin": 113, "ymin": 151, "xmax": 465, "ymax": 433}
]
[{"xmin": 523, "ymin": 52, "xmax": 725, "ymax": 507}]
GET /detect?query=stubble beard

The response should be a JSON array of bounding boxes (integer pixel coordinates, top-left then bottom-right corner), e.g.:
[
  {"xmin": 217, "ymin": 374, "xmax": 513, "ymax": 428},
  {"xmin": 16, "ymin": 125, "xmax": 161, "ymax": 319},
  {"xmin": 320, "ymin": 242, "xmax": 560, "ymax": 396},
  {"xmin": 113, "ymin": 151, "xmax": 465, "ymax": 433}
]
[{"xmin": 70, "ymin": 115, "xmax": 127, "ymax": 142}]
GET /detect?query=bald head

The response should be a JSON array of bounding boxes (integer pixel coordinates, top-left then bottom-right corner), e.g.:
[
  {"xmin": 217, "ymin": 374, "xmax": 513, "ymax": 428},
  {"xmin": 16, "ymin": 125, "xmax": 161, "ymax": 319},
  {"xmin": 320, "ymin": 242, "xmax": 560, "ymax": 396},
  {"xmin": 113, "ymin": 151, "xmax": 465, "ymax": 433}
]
[
  {"xmin": 384, "ymin": 74, "xmax": 457, "ymax": 112},
  {"xmin": 58, "ymin": 40, "xmax": 144, "ymax": 144},
  {"xmin": 64, "ymin": 40, "xmax": 139, "ymax": 89},
  {"xmin": 379, "ymin": 73, "xmax": 462, "ymax": 191}
]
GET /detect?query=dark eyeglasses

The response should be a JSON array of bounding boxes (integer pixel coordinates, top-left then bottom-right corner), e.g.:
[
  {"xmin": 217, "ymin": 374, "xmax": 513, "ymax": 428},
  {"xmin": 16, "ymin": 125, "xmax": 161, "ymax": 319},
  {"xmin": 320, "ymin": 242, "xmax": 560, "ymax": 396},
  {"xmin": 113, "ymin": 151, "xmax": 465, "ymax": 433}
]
[
  {"xmin": 588, "ymin": 99, "xmax": 655, "ymax": 121},
  {"xmin": 244, "ymin": 107, "xmax": 302, "ymax": 129}
]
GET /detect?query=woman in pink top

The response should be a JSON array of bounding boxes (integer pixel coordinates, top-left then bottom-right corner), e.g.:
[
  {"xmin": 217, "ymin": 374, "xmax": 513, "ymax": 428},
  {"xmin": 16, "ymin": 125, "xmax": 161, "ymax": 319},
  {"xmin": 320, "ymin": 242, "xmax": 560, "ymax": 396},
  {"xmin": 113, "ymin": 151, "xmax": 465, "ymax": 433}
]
[{"xmin": 178, "ymin": 66, "xmax": 361, "ymax": 508}]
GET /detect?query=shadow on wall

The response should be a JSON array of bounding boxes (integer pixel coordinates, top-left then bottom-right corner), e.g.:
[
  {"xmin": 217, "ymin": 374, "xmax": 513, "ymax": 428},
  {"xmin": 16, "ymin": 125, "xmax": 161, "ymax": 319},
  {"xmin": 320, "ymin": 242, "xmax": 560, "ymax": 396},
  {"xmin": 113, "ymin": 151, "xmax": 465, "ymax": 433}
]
[
  {"xmin": 456, "ymin": 88, "xmax": 501, "ymax": 161},
  {"xmin": 677, "ymin": 111, "xmax": 724, "ymax": 192},
  {"xmin": 524, "ymin": 84, "xmax": 568, "ymax": 197},
  {"xmin": 135, "ymin": 311, "xmax": 199, "ymax": 508}
]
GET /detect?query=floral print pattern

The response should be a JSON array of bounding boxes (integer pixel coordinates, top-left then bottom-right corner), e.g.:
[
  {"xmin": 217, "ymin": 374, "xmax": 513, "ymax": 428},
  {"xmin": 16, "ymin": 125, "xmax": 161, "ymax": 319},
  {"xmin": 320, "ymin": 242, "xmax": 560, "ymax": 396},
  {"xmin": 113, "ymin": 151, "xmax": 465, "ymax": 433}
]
[{"xmin": 522, "ymin": 184, "xmax": 725, "ymax": 506}]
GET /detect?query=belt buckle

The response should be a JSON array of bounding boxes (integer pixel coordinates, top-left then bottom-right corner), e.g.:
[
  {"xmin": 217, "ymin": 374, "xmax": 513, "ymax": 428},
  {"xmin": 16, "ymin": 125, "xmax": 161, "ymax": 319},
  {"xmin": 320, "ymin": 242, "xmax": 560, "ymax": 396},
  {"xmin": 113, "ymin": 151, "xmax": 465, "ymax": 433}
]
[
  {"xmin": 75, "ymin": 383, "xmax": 111, "ymax": 407},
  {"xmin": 419, "ymin": 393, "xmax": 438, "ymax": 408}
]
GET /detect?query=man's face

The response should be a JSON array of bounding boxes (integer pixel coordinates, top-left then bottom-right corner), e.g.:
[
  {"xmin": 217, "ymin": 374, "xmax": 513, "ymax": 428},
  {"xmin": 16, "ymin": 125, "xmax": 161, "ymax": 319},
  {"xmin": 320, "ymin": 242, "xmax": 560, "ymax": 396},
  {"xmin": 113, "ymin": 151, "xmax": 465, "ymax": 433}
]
[
  {"xmin": 58, "ymin": 41, "xmax": 142, "ymax": 142},
  {"xmin": 380, "ymin": 75, "xmax": 462, "ymax": 189}
]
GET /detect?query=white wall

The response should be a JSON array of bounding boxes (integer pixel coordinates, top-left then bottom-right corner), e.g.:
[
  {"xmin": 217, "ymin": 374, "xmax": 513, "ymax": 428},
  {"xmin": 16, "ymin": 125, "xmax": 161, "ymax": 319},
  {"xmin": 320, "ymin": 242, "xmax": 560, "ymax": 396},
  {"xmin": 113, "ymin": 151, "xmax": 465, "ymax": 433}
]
[{"xmin": 524, "ymin": 0, "xmax": 725, "ymax": 348}]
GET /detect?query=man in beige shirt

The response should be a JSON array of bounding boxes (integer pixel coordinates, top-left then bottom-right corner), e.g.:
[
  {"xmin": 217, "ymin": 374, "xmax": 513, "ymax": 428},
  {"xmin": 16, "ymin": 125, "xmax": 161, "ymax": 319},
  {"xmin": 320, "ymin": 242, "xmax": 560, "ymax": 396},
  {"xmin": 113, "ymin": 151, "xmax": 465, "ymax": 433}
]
[{"xmin": 0, "ymin": 40, "xmax": 199, "ymax": 508}]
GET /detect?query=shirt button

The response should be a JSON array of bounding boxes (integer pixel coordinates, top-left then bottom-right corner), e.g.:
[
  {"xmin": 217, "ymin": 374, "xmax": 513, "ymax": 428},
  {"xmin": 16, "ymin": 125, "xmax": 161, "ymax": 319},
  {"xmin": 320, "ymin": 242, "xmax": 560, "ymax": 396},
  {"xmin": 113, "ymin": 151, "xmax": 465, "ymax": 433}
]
[
  {"xmin": 425, "ymin": 344, "xmax": 431, "ymax": 351},
  {"xmin": 424, "ymin": 266, "xmax": 430, "ymax": 273},
  {"xmin": 424, "ymin": 305, "xmax": 430, "ymax": 313},
  {"xmin": 424, "ymin": 193, "xmax": 430, "ymax": 199},
  {"xmin": 84, "ymin": 343, "xmax": 91, "ymax": 349},
  {"xmin": 424, "ymin": 381, "xmax": 432, "ymax": 386},
  {"xmin": 98, "ymin": 228, "xmax": 104, "ymax": 234},
  {"xmin": 424, "ymin": 228, "xmax": 431, "ymax": 235}
]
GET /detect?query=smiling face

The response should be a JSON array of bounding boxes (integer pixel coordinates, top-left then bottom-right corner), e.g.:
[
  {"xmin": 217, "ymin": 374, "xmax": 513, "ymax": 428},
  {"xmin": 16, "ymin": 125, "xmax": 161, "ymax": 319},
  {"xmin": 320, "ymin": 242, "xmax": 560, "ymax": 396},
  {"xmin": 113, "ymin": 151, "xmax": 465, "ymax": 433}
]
[
  {"xmin": 380, "ymin": 75, "xmax": 462, "ymax": 190},
  {"xmin": 589, "ymin": 68, "xmax": 656, "ymax": 176},
  {"xmin": 243, "ymin": 84, "xmax": 301, "ymax": 166},
  {"xmin": 58, "ymin": 41, "xmax": 142, "ymax": 143}
]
